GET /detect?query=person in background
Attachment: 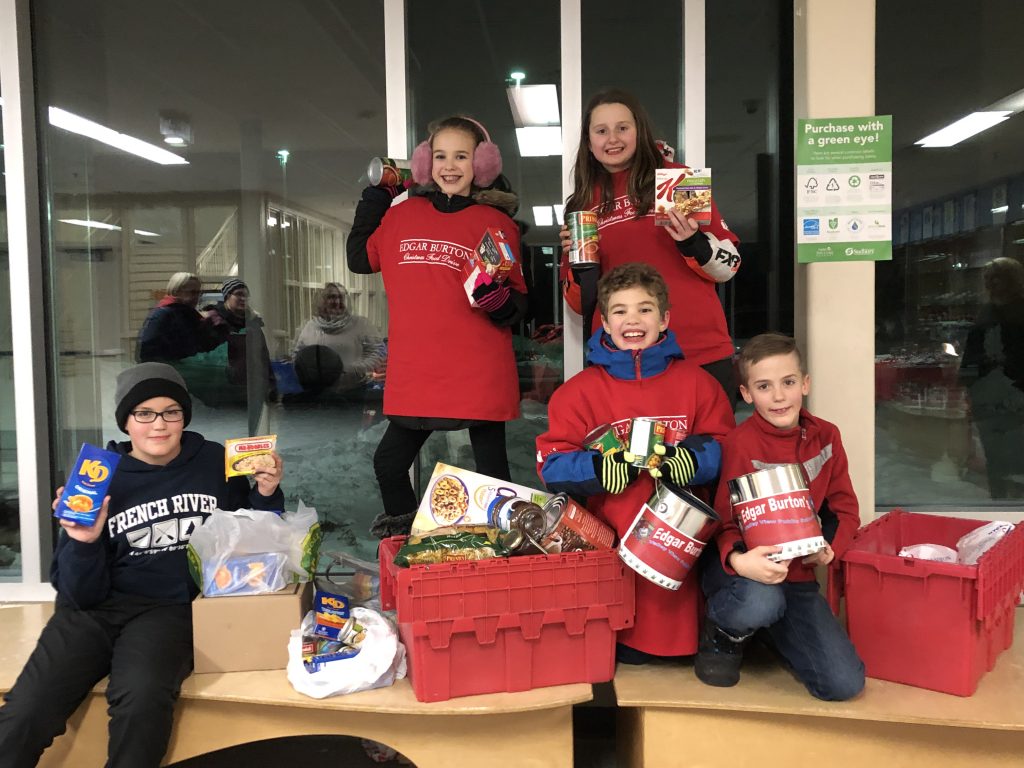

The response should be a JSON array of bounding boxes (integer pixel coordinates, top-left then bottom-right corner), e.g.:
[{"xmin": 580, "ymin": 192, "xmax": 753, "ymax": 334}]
[
  {"xmin": 292, "ymin": 282, "xmax": 384, "ymax": 395},
  {"xmin": 561, "ymin": 89, "xmax": 742, "ymax": 401},
  {"xmin": 699, "ymin": 333, "xmax": 864, "ymax": 700},
  {"xmin": 959, "ymin": 257, "xmax": 1024, "ymax": 499},
  {"xmin": 0, "ymin": 363, "xmax": 284, "ymax": 767},
  {"xmin": 537, "ymin": 263, "xmax": 733, "ymax": 663},
  {"xmin": 208, "ymin": 278, "xmax": 276, "ymax": 406},
  {"xmin": 347, "ymin": 116, "xmax": 527, "ymax": 538},
  {"xmin": 136, "ymin": 272, "xmax": 226, "ymax": 363}
]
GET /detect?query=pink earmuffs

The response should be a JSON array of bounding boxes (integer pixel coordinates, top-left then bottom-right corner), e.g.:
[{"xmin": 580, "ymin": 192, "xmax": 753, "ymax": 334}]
[{"xmin": 410, "ymin": 116, "xmax": 502, "ymax": 188}]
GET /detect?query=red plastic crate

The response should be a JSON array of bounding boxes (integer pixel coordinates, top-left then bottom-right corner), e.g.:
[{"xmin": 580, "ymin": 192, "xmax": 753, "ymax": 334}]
[
  {"xmin": 842, "ymin": 510, "xmax": 1024, "ymax": 696},
  {"xmin": 379, "ymin": 537, "xmax": 635, "ymax": 702}
]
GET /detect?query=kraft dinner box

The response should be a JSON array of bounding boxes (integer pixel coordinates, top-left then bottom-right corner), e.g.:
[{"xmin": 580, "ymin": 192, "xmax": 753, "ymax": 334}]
[{"xmin": 192, "ymin": 581, "xmax": 313, "ymax": 674}]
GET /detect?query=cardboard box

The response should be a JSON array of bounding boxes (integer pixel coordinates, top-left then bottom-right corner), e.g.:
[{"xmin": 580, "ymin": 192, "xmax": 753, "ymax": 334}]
[
  {"xmin": 654, "ymin": 167, "xmax": 713, "ymax": 226},
  {"xmin": 410, "ymin": 462, "xmax": 552, "ymax": 535},
  {"xmin": 192, "ymin": 581, "xmax": 313, "ymax": 673},
  {"xmin": 462, "ymin": 227, "xmax": 516, "ymax": 306}
]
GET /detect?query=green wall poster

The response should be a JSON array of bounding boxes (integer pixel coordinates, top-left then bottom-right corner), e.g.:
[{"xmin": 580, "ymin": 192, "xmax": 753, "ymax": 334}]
[{"xmin": 797, "ymin": 115, "xmax": 893, "ymax": 263}]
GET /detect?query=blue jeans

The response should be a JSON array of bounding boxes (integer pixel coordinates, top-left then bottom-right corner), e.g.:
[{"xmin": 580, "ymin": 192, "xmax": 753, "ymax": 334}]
[{"xmin": 702, "ymin": 553, "xmax": 865, "ymax": 701}]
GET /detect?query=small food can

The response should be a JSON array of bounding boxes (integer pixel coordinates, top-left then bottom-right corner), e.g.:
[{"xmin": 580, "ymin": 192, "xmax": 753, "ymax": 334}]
[
  {"xmin": 367, "ymin": 156, "xmax": 412, "ymax": 187},
  {"xmin": 584, "ymin": 424, "xmax": 622, "ymax": 456},
  {"xmin": 662, "ymin": 423, "xmax": 686, "ymax": 447},
  {"xmin": 566, "ymin": 210, "xmax": 600, "ymax": 268},
  {"xmin": 488, "ymin": 496, "xmax": 547, "ymax": 555},
  {"xmin": 540, "ymin": 494, "xmax": 616, "ymax": 553},
  {"xmin": 627, "ymin": 418, "xmax": 666, "ymax": 468}
]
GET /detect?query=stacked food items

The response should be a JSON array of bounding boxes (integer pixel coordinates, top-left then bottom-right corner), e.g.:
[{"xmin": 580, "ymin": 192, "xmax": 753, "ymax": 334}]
[
  {"xmin": 392, "ymin": 462, "xmax": 616, "ymax": 567},
  {"xmin": 301, "ymin": 589, "xmax": 368, "ymax": 673}
]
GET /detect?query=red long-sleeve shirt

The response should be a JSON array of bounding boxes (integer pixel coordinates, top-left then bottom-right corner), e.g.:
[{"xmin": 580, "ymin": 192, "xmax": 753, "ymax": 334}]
[{"xmin": 713, "ymin": 409, "xmax": 860, "ymax": 583}]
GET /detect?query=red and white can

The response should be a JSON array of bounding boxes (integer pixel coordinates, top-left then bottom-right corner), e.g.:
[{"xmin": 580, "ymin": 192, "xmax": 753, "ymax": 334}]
[
  {"xmin": 541, "ymin": 494, "xmax": 615, "ymax": 553},
  {"xmin": 618, "ymin": 481, "xmax": 719, "ymax": 591},
  {"xmin": 728, "ymin": 464, "xmax": 825, "ymax": 562}
]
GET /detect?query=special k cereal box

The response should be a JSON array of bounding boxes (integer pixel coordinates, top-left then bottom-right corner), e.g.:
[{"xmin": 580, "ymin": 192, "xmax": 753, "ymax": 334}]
[
  {"xmin": 463, "ymin": 227, "xmax": 516, "ymax": 306},
  {"xmin": 654, "ymin": 167, "xmax": 713, "ymax": 226},
  {"xmin": 54, "ymin": 444, "xmax": 121, "ymax": 526},
  {"xmin": 410, "ymin": 462, "xmax": 551, "ymax": 535},
  {"xmin": 225, "ymin": 434, "xmax": 278, "ymax": 479}
]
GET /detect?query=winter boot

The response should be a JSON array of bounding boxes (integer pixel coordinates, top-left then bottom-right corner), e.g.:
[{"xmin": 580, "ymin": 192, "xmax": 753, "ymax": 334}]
[{"xmin": 694, "ymin": 620, "xmax": 748, "ymax": 687}]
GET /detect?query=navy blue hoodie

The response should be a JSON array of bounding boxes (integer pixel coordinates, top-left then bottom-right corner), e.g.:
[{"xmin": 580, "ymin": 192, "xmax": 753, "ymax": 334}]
[{"xmin": 50, "ymin": 431, "xmax": 284, "ymax": 609}]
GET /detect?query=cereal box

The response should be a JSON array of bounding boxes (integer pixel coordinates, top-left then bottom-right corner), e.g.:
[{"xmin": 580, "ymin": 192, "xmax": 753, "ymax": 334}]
[
  {"xmin": 225, "ymin": 434, "xmax": 277, "ymax": 479},
  {"xmin": 54, "ymin": 444, "xmax": 121, "ymax": 526},
  {"xmin": 654, "ymin": 167, "xmax": 713, "ymax": 226},
  {"xmin": 463, "ymin": 227, "xmax": 516, "ymax": 307},
  {"xmin": 410, "ymin": 462, "xmax": 552, "ymax": 535}
]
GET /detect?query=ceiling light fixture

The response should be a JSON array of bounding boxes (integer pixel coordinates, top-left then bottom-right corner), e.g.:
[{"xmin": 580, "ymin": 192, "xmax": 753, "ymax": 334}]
[
  {"xmin": 532, "ymin": 206, "xmax": 554, "ymax": 227},
  {"xmin": 515, "ymin": 126, "xmax": 562, "ymax": 157},
  {"xmin": 58, "ymin": 218, "xmax": 160, "ymax": 236},
  {"xmin": 915, "ymin": 111, "xmax": 1011, "ymax": 148},
  {"xmin": 49, "ymin": 107, "xmax": 188, "ymax": 165},
  {"xmin": 159, "ymin": 110, "xmax": 193, "ymax": 147}
]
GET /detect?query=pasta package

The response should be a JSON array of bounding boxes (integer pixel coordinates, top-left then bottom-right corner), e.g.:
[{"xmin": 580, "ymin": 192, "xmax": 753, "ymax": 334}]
[
  {"xmin": 393, "ymin": 526, "xmax": 510, "ymax": 567},
  {"xmin": 462, "ymin": 227, "xmax": 516, "ymax": 307},
  {"xmin": 225, "ymin": 434, "xmax": 277, "ymax": 479},
  {"xmin": 410, "ymin": 462, "xmax": 552, "ymax": 535},
  {"xmin": 654, "ymin": 167, "xmax": 713, "ymax": 226}
]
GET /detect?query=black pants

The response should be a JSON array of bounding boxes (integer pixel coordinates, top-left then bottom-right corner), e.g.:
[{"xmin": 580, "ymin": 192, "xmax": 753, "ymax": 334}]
[
  {"xmin": 702, "ymin": 356, "xmax": 739, "ymax": 408},
  {"xmin": 374, "ymin": 420, "xmax": 510, "ymax": 519},
  {"xmin": 0, "ymin": 596, "xmax": 193, "ymax": 768}
]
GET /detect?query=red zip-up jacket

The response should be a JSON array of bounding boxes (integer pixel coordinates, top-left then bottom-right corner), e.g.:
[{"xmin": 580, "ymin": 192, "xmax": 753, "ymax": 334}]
[{"xmin": 713, "ymin": 409, "xmax": 860, "ymax": 583}]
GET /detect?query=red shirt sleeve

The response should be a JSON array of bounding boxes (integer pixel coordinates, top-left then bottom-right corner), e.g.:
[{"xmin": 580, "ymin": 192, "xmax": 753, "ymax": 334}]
[{"xmin": 821, "ymin": 430, "xmax": 861, "ymax": 558}]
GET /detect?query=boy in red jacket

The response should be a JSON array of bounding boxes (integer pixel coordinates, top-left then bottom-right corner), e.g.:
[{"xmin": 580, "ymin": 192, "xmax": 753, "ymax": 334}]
[
  {"xmin": 697, "ymin": 333, "xmax": 864, "ymax": 700},
  {"xmin": 536, "ymin": 263, "xmax": 734, "ymax": 663}
]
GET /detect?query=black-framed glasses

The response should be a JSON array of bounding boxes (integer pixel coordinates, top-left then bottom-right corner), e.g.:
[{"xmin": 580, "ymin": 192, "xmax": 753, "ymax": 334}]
[{"xmin": 130, "ymin": 408, "xmax": 184, "ymax": 423}]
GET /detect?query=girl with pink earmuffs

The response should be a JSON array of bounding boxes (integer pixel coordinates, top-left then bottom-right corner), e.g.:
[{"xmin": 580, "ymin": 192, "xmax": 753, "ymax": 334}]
[{"xmin": 347, "ymin": 116, "xmax": 527, "ymax": 538}]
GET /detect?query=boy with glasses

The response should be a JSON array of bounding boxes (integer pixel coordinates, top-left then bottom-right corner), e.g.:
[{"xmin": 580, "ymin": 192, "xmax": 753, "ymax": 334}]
[{"xmin": 0, "ymin": 362, "xmax": 284, "ymax": 768}]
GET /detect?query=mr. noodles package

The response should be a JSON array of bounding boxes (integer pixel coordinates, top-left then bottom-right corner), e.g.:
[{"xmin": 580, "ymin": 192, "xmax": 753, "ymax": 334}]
[
  {"xmin": 225, "ymin": 435, "xmax": 277, "ymax": 479},
  {"xmin": 54, "ymin": 444, "xmax": 121, "ymax": 526}
]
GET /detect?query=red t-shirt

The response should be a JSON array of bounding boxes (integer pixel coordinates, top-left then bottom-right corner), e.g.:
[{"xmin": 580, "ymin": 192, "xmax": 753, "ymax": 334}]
[
  {"xmin": 564, "ymin": 163, "xmax": 740, "ymax": 366},
  {"xmin": 367, "ymin": 197, "xmax": 525, "ymax": 420}
]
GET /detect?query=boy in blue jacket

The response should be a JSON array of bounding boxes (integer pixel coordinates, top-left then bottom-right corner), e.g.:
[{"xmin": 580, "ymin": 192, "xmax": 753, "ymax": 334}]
[
  {"xmin": 536, "ymin": 263, "xmax": 734, "ymax": 661},
  {"xmin": 0, "ymin": 363, "xmax": 284, "ymax": 768}
]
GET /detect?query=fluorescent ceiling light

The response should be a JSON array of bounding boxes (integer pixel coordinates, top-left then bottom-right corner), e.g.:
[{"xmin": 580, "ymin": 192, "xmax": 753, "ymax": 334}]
[
  {"xmin": 515, "ymin": 126, "xmax": 562, "ymax": 157},
  {"xmin": 49, "ymin": 107, "xmax": 188, "ymax": 165},
  {"xmin": 507, "ymin": 84, "xmax": 560, "ymax": 128},
  {"xmin": 59, "ymin": 218, "xmax": 160, "ymax": 237},
  {"xmin": 992, "ymin": 205, "xmax": 1009, "ymax": 214},
  {"xmin": 532, "ymin": 206, "xmax": 554, "ymax": 227},
  {"xmin": 553, "ymin": 204, "xmax": 565, "ymax": 226},
  {"xmin": 915, "ymin": 111, "xmax": 1011, "ymax": 148}
]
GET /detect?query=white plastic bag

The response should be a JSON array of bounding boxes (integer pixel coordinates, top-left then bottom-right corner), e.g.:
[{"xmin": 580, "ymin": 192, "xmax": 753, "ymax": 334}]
[
  {"xmin": 286, "ymin": 607, "xmax": 407, "ymax": 699},
  {"xmin": 898, "ymin": 543, "xmax": 958, "ymax": 563},
  {"xmin": 956, "ymin": 521, "xmax": 1015, "ymax": 565},
  {"xmin": 187, "ymin": 502, "xmax": 321, "ymax": 596}
]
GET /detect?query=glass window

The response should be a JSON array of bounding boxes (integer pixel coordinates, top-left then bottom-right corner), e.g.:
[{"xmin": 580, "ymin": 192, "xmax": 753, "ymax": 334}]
[
  {"xmin": 876, "ymin": 0, "xmax": 1024, "ymax": 507},
  {"xmin": 407, "ymin": 0, "xmax": 563, "ymax": 493},
  {"xmin": 34, "ymin": 1, "xmax": 388, "ymax": 560},
  {"xmin": 0, "ymin": 84, "xmax": 21, "ymax": 581}
]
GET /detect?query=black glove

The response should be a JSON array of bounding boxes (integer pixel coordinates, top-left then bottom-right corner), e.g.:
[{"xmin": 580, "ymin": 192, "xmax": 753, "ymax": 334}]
[
  {"xmin": 649, "ymin": 443, "xmax": 698, "ymax": 486},
  {"xmin": 592, "ymin": 450, "xmax": 641, "ymax": 494},
  {"xmin": 361, "ymin": 184, "xmax": 401, "ymax": 205}
]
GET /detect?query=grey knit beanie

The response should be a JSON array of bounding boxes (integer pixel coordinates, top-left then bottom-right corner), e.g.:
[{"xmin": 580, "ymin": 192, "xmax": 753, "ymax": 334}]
[
  {"xmin": 114, "ymin": 362, "xmax": 192, "ymax": 433},
  {"xmin": 221, "ymin": 278, "xmax": 248, "ymax": 301}
]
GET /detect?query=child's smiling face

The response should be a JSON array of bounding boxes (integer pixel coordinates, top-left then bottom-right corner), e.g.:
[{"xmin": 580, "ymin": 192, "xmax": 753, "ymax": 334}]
[
  {"xmin": 601, "ymin": 286, "xmax": 668, "ymax": 351},
  {"xmin": 431, "ymin": 128, "xmax": 476, "ymax": 197}
]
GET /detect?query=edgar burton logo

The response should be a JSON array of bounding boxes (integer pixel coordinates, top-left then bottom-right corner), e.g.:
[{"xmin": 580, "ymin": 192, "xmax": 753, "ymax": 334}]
[{"xmin": 845, "ymin": 246, "xmax": 875, "ymax": 257}]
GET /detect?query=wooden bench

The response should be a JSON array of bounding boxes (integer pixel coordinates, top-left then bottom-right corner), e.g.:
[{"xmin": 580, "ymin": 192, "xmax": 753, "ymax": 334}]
[
  {"xmin": 614, "ymin": 609, "xmax": 1024, "ymax": 767},
  {"xmin": 0, "ymin": 602, "xmax": 590, "ymax": 767}
]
